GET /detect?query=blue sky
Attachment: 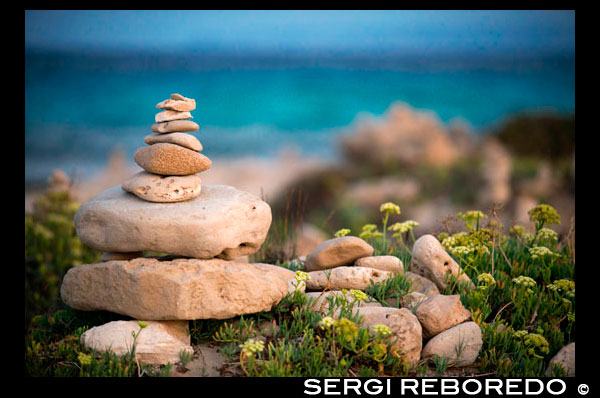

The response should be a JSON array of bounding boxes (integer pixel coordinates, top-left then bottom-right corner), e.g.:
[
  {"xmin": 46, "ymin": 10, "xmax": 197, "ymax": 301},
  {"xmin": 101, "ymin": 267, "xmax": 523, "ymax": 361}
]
[{"xmin": 25, "ymin": 10, "xmax": 575, "ymax": 56}]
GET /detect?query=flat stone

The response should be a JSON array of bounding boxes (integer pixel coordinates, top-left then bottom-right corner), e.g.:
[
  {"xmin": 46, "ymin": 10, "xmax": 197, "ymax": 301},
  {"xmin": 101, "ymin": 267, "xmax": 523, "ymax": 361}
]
[
  {"xmin": 305, "ymin": 290, "xmax": 380, "ymax": 314},
  {"xmin": 305, "ymin": 236, "xmax": 374, "ymax": 271},
  {"xmin": 80, "ymin": 320, "xmax": 193, "ymax": 365},
  {"xmin": 121, "ymin": 172, "xmax": 202, "ymax": 203},
  {"xmin": 134, "ymin": 143, "xmax": 211, "ymax": 176},
  {"xmin": 100, "ymin": 251, "xmax": 143, "ymax": 262},
  {"xmin": 545, "ymin": 342, "xmax": 575, "ymax": 376},
  {"xmin": 305, "ymin": 266, "xmax": 392, "ymax": 291},
  {"xmin": 355, "ymin": 306, "xmax": 422, "ymax": 367},
  {"xmin": 155, "ymin": 110, "xmax": 192, "ymax": 123},
  {"xmin": 74, "ymin": 185, "xmax": 271, "ymax": 259},
  {"xmin": 355, "ymin": 255, "xmax": 403, "ymax": 273},
  {"xmin": 144, "ymin": 133, "xmax": 202, "ymax": 151},
  {"xmin": 421, "ymin": 322, "xmax": 482, "ymax": 366},
  {"xmin": 156, "ymin": 95, "xmax": 196, "ymax": 112},
  {"xmin": 416, "ymin": 294, "xmax": 471, "ymax": 338},
  {"xmin": 152, "ymin": 120, "xmax": 199, "ymax": 134},
  {"xmin": 411, "ymin": 235, "xmax": 475, "ymax": 291},
  {"xmin": 61, "ymin": 258, "xmax": 289, "ymax": 320}
]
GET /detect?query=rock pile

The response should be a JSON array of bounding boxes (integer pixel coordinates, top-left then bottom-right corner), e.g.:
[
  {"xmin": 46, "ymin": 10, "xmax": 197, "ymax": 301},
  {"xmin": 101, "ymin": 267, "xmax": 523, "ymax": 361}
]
[
  {"xmin": 61, "ymin": 93, "xmax": 282, "ymax": 365},
  {"xmin": 122, "ymin": 93, "xmax": 210, "ymax": 203},
  {"xmin": 300, "ymin": 234, "xmax": 482, "ymax": 370}
]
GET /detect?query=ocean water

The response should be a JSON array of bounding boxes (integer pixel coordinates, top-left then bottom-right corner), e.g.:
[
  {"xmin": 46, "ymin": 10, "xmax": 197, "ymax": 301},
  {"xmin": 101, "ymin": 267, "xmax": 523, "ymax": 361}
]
[{"xmin": 25, "ymin": 52, "xmax": 575, "ymax": 184}]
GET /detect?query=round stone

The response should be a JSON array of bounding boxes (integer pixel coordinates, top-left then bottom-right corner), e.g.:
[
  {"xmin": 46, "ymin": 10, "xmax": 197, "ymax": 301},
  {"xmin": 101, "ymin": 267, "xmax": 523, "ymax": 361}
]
[
  {"xmin": 155, "ymin": 110, "xmax": 192, "ymax": 123},
  {"xmin": 121, "ymin": 171, "xmax": 202, "ymax": 202},
  {"xmin": 134, "ymin": 143, "xmax": 211, "ymax": 175}
]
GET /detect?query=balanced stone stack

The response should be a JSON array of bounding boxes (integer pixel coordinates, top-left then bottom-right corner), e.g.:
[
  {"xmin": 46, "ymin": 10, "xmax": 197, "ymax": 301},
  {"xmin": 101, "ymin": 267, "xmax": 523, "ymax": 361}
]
[
  {"xmin": 60, "ymin": 93, "xmax": 287, "ymax": 366},
  {"xmin": 122, "ymin": 93, "xmax": 211, "ymax": 203}
]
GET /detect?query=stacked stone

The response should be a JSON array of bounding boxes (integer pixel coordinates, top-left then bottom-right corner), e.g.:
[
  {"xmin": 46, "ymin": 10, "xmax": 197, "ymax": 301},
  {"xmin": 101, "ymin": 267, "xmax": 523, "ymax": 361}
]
[
  {"xmin": 121, "ymin": 93, "xmax": 211, "ymax": 203},
  {"xmin": 296, "ymin": 234, "xmax": 482, "ymax": 370}
]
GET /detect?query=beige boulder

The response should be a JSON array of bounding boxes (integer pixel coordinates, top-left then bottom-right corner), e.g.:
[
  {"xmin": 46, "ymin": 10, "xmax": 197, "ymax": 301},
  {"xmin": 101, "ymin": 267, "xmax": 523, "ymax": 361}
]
[
  {"xmin": 74, "ymin": 185, "xmax": 271, "ymax": 260},
  {"xmin": 305, "ymin": 237, "xmax": 374, "ymax": 271},
  {"xmin": 80, "ymin": 320, "xmax": 193, "ymax": 365},
  {"xmin": 545, "ymin": 342, "xmax": 575, "ymax": 376},
  {"xmin": 134, "ymin": 143, "xmax": 211, "ymax": 176},
  {"xmin": 305, "ymin": 266, "xmax": 392, "ymax": 291},
  {"xmin": 355, "ymin": 255, "xmax": 403, "ymax": 273},
  {"xmin": 144, "ymin": 133, "xmax": 202, "ymax": 152},
  {"xmin": 61, "ymin": 258, "xmax": 289, "ymax": 320},
  {"xmin": 100, "ymin": 251, "xmax": 143, "ymax": 262},
  {"xmin": 156, "ymin": 95, "xmax": 196, "ymax": 112},
  {"xmin": 406, "ymin": 271, "xmax": 440, "ymax": 297},
  {"xmin": 411, "ymin": 235, "xmax": 475, "ymax": 291},
  {"xmin": 121, "ymin": 172, "xmax": 202, "ymax": 203},
  {"xmin": 421, "ymin": 321, "xmax": 482, "ymax": 366},
  {"xmin": 416, "ymin": 294, "xmax": 471, "ymax": 338},
  {"xmin": 305, "ymin": 290, "xmax": 380, "ymax": 314},
  {"xmin": 355, "ymin": 306, "xmax": 423, "ymax": 367},
  {"xmin": 151, "ymin": 120, "xmax": 199, "ymax": 134},
  {"xmin": 155, "ymin": 110, "xmax": 192, "ymax": 123}
]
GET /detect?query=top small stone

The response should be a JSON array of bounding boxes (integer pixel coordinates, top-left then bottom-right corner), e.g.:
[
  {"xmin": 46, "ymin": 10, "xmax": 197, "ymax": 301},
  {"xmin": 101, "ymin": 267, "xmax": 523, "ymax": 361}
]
[
  {"xmin": 156, "ymin": 93, "xmax": 196, "ymax": 112},
  {"xmin": 305, "ymin": 236, "xmax": 374, "ymax": 272}
]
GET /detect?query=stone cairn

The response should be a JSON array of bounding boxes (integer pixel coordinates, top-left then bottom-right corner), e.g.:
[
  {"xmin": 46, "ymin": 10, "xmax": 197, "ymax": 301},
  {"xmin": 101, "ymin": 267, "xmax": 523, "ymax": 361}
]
[{"xmin": 60, "ymin": 93, "xmax": 486, "ymax": 372}]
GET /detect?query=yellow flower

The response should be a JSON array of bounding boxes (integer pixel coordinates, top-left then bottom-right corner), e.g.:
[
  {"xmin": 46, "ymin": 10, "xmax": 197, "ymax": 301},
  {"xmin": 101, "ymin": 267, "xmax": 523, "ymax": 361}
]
[
  {"xmin": 334, "ymin": 228, "xmax": 351, "ymax": 238},
  {"xmin": 372, "ymin": 324, "xmax": 392, "ymax": 337},
  {"xmin": 137, "ymin": 321, "xmax": 148, "ymax": 329},
  {"xmin": 388, "ymin": 220, "xmax": 419, "ymax": 234},
  {"xmin": 78, "ymin": 352, "xmax": 92, "ymax": 366},
  {"xmin": 294, "ymin": 271, "xmax": 311, "ymax": 282},
  {"xmin": 457, "ymin": 210, "xmax": 487, "ymax": 230},
  {"xmin": 319, "ymin": 316, "xmax": 336, "ymax": 330},
  {"xmin": 528, "ymin": 204, "xmax": 561, "ymax": 226},
  {"xmin": 529, "ymin": 246, "xmax": 558, "ymax": 260},
  {"xmin": 335, "ymin": 318, "xmax": 358, "ymax": 342},
  {"xmin": 512, "ymin": 275, "xmax": 536, "ymax": 288},
  {"xmin": 239, "ymin": 339, "xmax": 265, "ymax": 355},
  {"xmin": 380, "ymin": 202, "xmax": 401, "ymax": 215},
  {"xmin": 350, "ymin": 289, "xmax": 368, "ymax": 302}
]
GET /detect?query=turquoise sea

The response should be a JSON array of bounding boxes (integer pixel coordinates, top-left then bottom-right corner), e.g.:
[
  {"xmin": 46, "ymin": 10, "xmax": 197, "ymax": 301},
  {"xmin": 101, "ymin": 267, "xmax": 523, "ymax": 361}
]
[{"xmin": 25, "ymin": 52, "xmax": 575, "ymax": 184}]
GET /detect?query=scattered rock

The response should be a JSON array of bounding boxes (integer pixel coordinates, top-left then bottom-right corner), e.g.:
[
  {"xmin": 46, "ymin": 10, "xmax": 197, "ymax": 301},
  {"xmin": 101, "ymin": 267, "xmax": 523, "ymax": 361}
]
[
  {"xmin": 305, "ymin": 266, "xmax": 392, "ymax": 291},
  {"xmin": 421, "ymin": 321, "xmax": 482, "ymax": 366},
  {"xmin": 399, "ymin": 292, "xmax": 427, "ymax": 311},
  {"xmin": 355, "ymin": 255, "xmax": 403, "ymax": 274},
  {"xmin": 356, "ymin": 306, "xmax": 423, "ymax": 367},
  {"xmin": 134, "ymin": 143, "xmax": 211, "ymax": 176},
  {"xmin": 151, "ymin": 120, "xmax": 199, "ymax": 134},
  {"xmin": 80, "ymin": 320, "xmax": 193, "ymax": 365},
  {"xmin": 75, "ymin": 185, "xmax": 271, "ymax": 260},
  {"xmin": 144, "ymin": 132, "xmax": 202, "ymax": 152},
  {"xmin": 121, "ymin": 172, "xmax": 202, "ymax": 203},
  {"xmin": 405, "ymin": 272, "xmax": 440, "ymax": 297},
  {"xmin": 155, "ymin": 110, "xmax": 192, "ymax": 123},
  {"xmin": 545, "ymin": 342, "xmax": 575, "ymax": 377},
  {"xmin": 415, "ymin": 294, "xmax": 471, "ymax": 338},
  {"xmin": 100, "ymin": 251, "xmax": 143, "ymax": 262},
  {"xmin": 411, "ymin": 235, "xmax": 475, "ymax": 291},
  {"xmin": 305, "ymin": 236, "xmax": 374, "ymax": 272},
  {"xmin": 61, "ymin": 258, "xmax": 290, "ymax": 320}
]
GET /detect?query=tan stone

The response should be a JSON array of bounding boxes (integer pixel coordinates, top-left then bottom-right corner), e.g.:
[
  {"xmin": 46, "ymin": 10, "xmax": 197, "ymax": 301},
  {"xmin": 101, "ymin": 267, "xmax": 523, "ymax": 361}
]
[
  {"xmin": 80, "ymin": 320, "xmax": 193, "ymax": 365},
  {"xmin": 305, "ymin": 237, "xmax": 374, "ymax": 271},
  {"xmin": 305, "ymin": 290, "xmax": 380, "ymax": 314},
  {"xmin": 134, "ymin": 143, "xmax": 211, "ymax": 176},
  {"xmin": 151, "ymin": 120, "xmax": 199, "ymax": 134},
  {"xmin": 144, "ymin": 133, "xmax": 202, "ymax": 152},
  {"xmin": 121, "ymin": 172, "xmax": 202, "ymax": 203},
  {"xmin": 356, "ymin": 306, "xmax": 422, "ymax": 367},
  {"xmin": 74, "ymin": 185, "xmax": 271, "ymax": 260},
  {"xmin": 251, "ymin": 263, "xmax": 305, "ymax": 293},
  {"xmin": 421, "ymin": 322, "xmax": 482, "ymax": 366},
  {"xmin": 399, "ymin": 292, "xmax": 427, "ymax": 310},
  {"xmin": 305, "ymin": 266, "xmax": 392, "ymax": 291},
  {"xmin": 416, "ymin": 294, "xmax": 472, "ymax": 338},
  {"xmin": 411, "ymin": 235, "xmax": 475, "ymax": 290},
  {"xmin": 155, "ymin": 110, "xmax": 192, "ymax": 123},
  {"xmin": 545, "ymin": 342, "xmax": 575, "ymax": 376},
  {"xmin": 355, "ymin": 255, "xmax": 403, "ymax": 273},
  {"xmin": 61, "ymin": 258, "xmax": 289, "ymax": 320},
  {"xmin": 156, "ymin": 95, "xmax": 196, "ymax": 112},
  {"xmin": 406, "ymin": 271, "xmax": 440, "ymax": 297},
  {"xmin": 100, "ymin": 251, "xmax": 143, "ymax": 262}
]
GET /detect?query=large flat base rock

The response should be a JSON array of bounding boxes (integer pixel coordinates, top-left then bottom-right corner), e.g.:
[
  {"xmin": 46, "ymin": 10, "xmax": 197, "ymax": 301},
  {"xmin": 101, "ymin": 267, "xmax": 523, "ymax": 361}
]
[
  {"xmin": 61, "ymin": 258, "xmax": 290, "ymax": 320},
  {"xmin": 74, "ymin": 184, "xmax": 271, "ymax": 260}
]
